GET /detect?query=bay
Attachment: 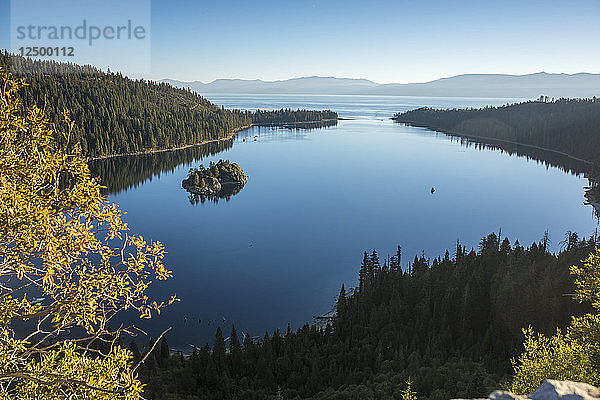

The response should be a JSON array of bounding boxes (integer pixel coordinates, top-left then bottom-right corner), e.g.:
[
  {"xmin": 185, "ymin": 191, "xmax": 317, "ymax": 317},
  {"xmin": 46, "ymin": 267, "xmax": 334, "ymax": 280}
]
[{"xmin": 97, "ymin": 95, "xmax": 599, "ymax": 350}]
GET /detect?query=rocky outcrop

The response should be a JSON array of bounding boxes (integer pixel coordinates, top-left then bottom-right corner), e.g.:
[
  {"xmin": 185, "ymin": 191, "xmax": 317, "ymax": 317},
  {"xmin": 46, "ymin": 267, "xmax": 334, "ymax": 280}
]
[
  {"xmin": 182, "ymin": 160, "xmax": 247, "ymax": 199},
  {"xmin": 183, "ymin": 175, "xmax": 223, "ymax": 196},
  {"xmin": 459, "ymin": 381, "xmax": 600, "ymax": 400}
]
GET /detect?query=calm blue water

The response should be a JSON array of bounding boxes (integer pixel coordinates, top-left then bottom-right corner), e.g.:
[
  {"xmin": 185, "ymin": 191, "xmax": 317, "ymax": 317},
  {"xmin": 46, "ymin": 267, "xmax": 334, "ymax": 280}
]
[
  {"xmin": 105, "ymin": 95, "xmax": 598, "ymax": 350},
  {"xmin": 203, "ymin": 93, "xmax": 523, "ymax": 120}
]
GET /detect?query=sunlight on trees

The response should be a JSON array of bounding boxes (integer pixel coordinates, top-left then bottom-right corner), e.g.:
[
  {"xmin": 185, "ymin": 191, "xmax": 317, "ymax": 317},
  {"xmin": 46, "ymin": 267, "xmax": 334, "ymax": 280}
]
[
  {"xmin": 401, "ymin": 379, "xmax": 419, "ymax": 400},
  {"xmin": 511, "ymin": 248, "xmax": 600, "ymax": 394},
  {"xmin": 0, "ymin": 70, "xmax": 176, "ymax": 398}
]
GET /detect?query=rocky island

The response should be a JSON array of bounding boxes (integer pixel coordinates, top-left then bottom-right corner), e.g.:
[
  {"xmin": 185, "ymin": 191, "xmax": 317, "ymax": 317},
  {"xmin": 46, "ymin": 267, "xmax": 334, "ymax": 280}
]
[{"xmin": 182, "ymin": 160, "xmax": 248, "ymax": 201}]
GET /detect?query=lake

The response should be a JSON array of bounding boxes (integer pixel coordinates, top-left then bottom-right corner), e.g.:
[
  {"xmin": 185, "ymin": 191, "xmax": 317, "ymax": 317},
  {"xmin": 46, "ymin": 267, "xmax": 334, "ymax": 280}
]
[{"xmin": 97, "ymin": 95, "xmax": 599, "ymax": 350}]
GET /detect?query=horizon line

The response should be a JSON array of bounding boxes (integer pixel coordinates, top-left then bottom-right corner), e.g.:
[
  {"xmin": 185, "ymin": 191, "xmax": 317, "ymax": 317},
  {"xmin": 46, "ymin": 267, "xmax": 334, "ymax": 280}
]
[{"xmin": 157, "ymin": 71, "xmax": 600, "ymax": 86}]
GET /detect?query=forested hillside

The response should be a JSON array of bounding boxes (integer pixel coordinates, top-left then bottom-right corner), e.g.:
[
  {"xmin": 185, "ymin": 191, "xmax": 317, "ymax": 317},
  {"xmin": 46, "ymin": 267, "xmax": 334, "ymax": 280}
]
[
  {"xmin": 1, "ymin": 53, "xmax": 251, "ymax": 157},
  {"xmin": 393, "ymin": 99, "xmax": 600, "ymax": 164},
  {"xmin": 1, "ymin": 54, "xmax": 339, "ymax": 158},
  {"xmin": 138, "ymin": 232, "xmax": 596, "ymax": 400}
]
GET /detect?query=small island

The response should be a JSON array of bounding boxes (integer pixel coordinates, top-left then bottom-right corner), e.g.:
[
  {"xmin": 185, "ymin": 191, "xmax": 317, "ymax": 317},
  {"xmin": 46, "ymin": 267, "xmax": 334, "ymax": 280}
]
[{"xmin": 182, "ymin": 160, "xmax": 248, "ymax": 201}]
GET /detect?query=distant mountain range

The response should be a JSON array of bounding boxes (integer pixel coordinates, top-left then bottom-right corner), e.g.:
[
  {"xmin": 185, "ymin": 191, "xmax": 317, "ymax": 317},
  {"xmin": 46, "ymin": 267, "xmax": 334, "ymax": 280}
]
[{"xmin": 161, "ymin": 72, "xmax": 600, "ymax": 98}]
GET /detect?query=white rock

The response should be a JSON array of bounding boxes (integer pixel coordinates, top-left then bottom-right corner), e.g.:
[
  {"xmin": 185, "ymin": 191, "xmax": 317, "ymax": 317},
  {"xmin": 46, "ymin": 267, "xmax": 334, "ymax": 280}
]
[
  {"xmin": 481, "ymin": 381, "xmax": 600, "ymax": 400},
  {"xmin": 528, "ymin": 380, "xmax": 600, "ymax": 400}
]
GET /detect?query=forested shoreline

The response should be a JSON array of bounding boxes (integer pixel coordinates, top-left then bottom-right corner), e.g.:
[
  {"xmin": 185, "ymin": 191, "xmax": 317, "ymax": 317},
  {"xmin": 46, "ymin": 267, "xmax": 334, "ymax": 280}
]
[
  {"xmin": 136, "ymin": 231, "xmax": 597, "ymax": 400},
  {"xmin": 393, "ymin": 98, "xmax": 600, "ymax": 164},
  {"xmin": 1, "ymin": 53, "xmax": 252, "ymax": 157},
  {"xmin": 0, "ymin": 53, "xmax": 337, "ymax": 158},
  {"xmin": 4, "ymin": 55, "xmax": 599, "ymax": 400},
  {"xmin": 252, "ymin": 109, "xmax": 338, "ymax": 125},
  {"xmin": 392, "ymin": 99, "xmax": 600, "ymax": 201}
]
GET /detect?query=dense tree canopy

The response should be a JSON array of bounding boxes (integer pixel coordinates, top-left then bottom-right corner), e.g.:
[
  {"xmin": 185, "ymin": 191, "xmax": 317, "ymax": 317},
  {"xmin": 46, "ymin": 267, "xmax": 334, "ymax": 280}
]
[
  {"xmin": 139, "ymin": 232, "xmax": 597, "ymax": 400},
  {"xmin": 252, "ymin": 109, "xmax": 337, "ymax": 125},
  {"xmin": 182, "ymin": 160, "xmax": 248, "ymax": 204},
  {"xmin": 1, "ymin": 53, "xmax": 338, "ymax": 159},
  {"xmin": 511, "ymin": 248, "xmax": 600, "ymax": 393},
  {"xmin": 1, "ymin": 53, "xmax": 251, "ymax": 157}
]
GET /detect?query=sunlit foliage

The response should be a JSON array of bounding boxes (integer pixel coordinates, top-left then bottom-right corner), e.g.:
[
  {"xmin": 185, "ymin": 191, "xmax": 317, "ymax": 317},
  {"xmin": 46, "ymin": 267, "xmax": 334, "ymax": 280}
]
[
  {"xmin": 0, "ymin": 70, "xmax": 175, "ymax": 398},
  {"xmin": 511, "ymin": 248, "xmax": 600, "ymax": 393}
]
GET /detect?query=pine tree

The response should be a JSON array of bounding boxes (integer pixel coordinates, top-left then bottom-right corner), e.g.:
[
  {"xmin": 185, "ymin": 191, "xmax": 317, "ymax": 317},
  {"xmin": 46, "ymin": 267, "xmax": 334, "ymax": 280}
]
[
  {"xmin": 213, "ymin": 327, "xmax": 227, "ymax": 372},
  {"xmin": 229, "ymin": 324, "xmax": 242, "ymax": 376}
]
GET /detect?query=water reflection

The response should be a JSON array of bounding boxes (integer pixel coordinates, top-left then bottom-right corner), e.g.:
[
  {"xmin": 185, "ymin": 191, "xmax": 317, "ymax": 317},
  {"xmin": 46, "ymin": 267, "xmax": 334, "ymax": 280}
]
[
  {"xmin": 88, "ymin": 121, "xmax": 338, "ymax": 195},
  {"xmin": 402, "ymin": 125, "xmax": 600, "ymax": 218},
  {"xmin": 466, "ymin": 139, "xmax": 600, "ymax": 220},
  {"xmin": 88, "ymin": 140, "xmax": 234, "ymax": 194},
  {"xmin": 254, "ymin": 119, "xmax": 338, "ymax": 130},
  {"xmin": 447, "ymin": 135, "xmax": 591, "ymax": 176},
  {"xmin": 187, "ymin": 183, "xmax": 245, "ymax": 205},
  {"xmin": 100, "ymin": 118, "xmax": 598, "ymax": 349}
]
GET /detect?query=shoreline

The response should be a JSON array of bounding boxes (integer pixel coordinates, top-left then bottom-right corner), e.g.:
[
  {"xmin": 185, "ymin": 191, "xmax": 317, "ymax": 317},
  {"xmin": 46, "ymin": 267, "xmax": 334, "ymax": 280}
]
[
  {"xmin": 89, "ymin": 119, "xmax": 342, "ymax": 161},
  {"xmin": 395, "ymin": 120, "xmax": 600, "ymax": 207},
  {"xmin": 252, "ymin": 117, "xmax": 341, "ymax": 126},
  {"xmin": 394, "ymin": 120, "xmax": 593, "ymax": 165},
  {"xmin": 90, "ymin": 124, "xmax": 252, "ymax": 161},
  {"xmin": 585, "ymin": 193, "xmax": 600, "ymax": 217}
]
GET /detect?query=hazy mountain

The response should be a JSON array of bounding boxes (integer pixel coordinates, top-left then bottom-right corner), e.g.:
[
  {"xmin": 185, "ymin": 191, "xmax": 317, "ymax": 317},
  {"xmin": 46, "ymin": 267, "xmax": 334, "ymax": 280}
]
[
  {"xmin": 161, "ymin": 76, "xmax": 379, "ymax": 95},
  {"xmin": 162, "ymin": 72, "xmax": 600, "ymax": 98}
]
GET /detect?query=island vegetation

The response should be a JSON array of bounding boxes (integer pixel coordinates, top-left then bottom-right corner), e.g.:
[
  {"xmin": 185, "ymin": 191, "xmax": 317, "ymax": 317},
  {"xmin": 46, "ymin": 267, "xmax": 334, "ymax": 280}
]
[
  {"xmin": 392, "ymin": 98, "xmax": 600, "ymax": 201},
  {"xmin": 182, "ymin": 160, "xmax": 248, "ymax": 203}
]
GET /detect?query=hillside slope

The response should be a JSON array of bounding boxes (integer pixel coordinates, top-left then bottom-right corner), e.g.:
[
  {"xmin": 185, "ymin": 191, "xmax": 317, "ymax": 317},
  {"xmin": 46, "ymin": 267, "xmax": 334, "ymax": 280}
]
[{"xmin": 2, "ymin": 53, "xmax": 252, "ymax": 157}]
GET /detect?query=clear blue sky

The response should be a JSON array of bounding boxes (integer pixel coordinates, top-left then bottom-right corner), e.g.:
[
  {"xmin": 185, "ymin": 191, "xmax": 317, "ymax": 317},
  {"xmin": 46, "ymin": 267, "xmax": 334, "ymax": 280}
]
[{"xmin": 1, "ymin": 0, "xmax": 599, "ymax": 83}]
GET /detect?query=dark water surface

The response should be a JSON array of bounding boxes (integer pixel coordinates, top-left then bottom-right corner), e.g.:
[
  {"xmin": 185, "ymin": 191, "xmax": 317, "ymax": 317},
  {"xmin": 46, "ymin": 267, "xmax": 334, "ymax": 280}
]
[{"xmin": 99, "ymin": 95, "xmax": 598, "ymax": 350}]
